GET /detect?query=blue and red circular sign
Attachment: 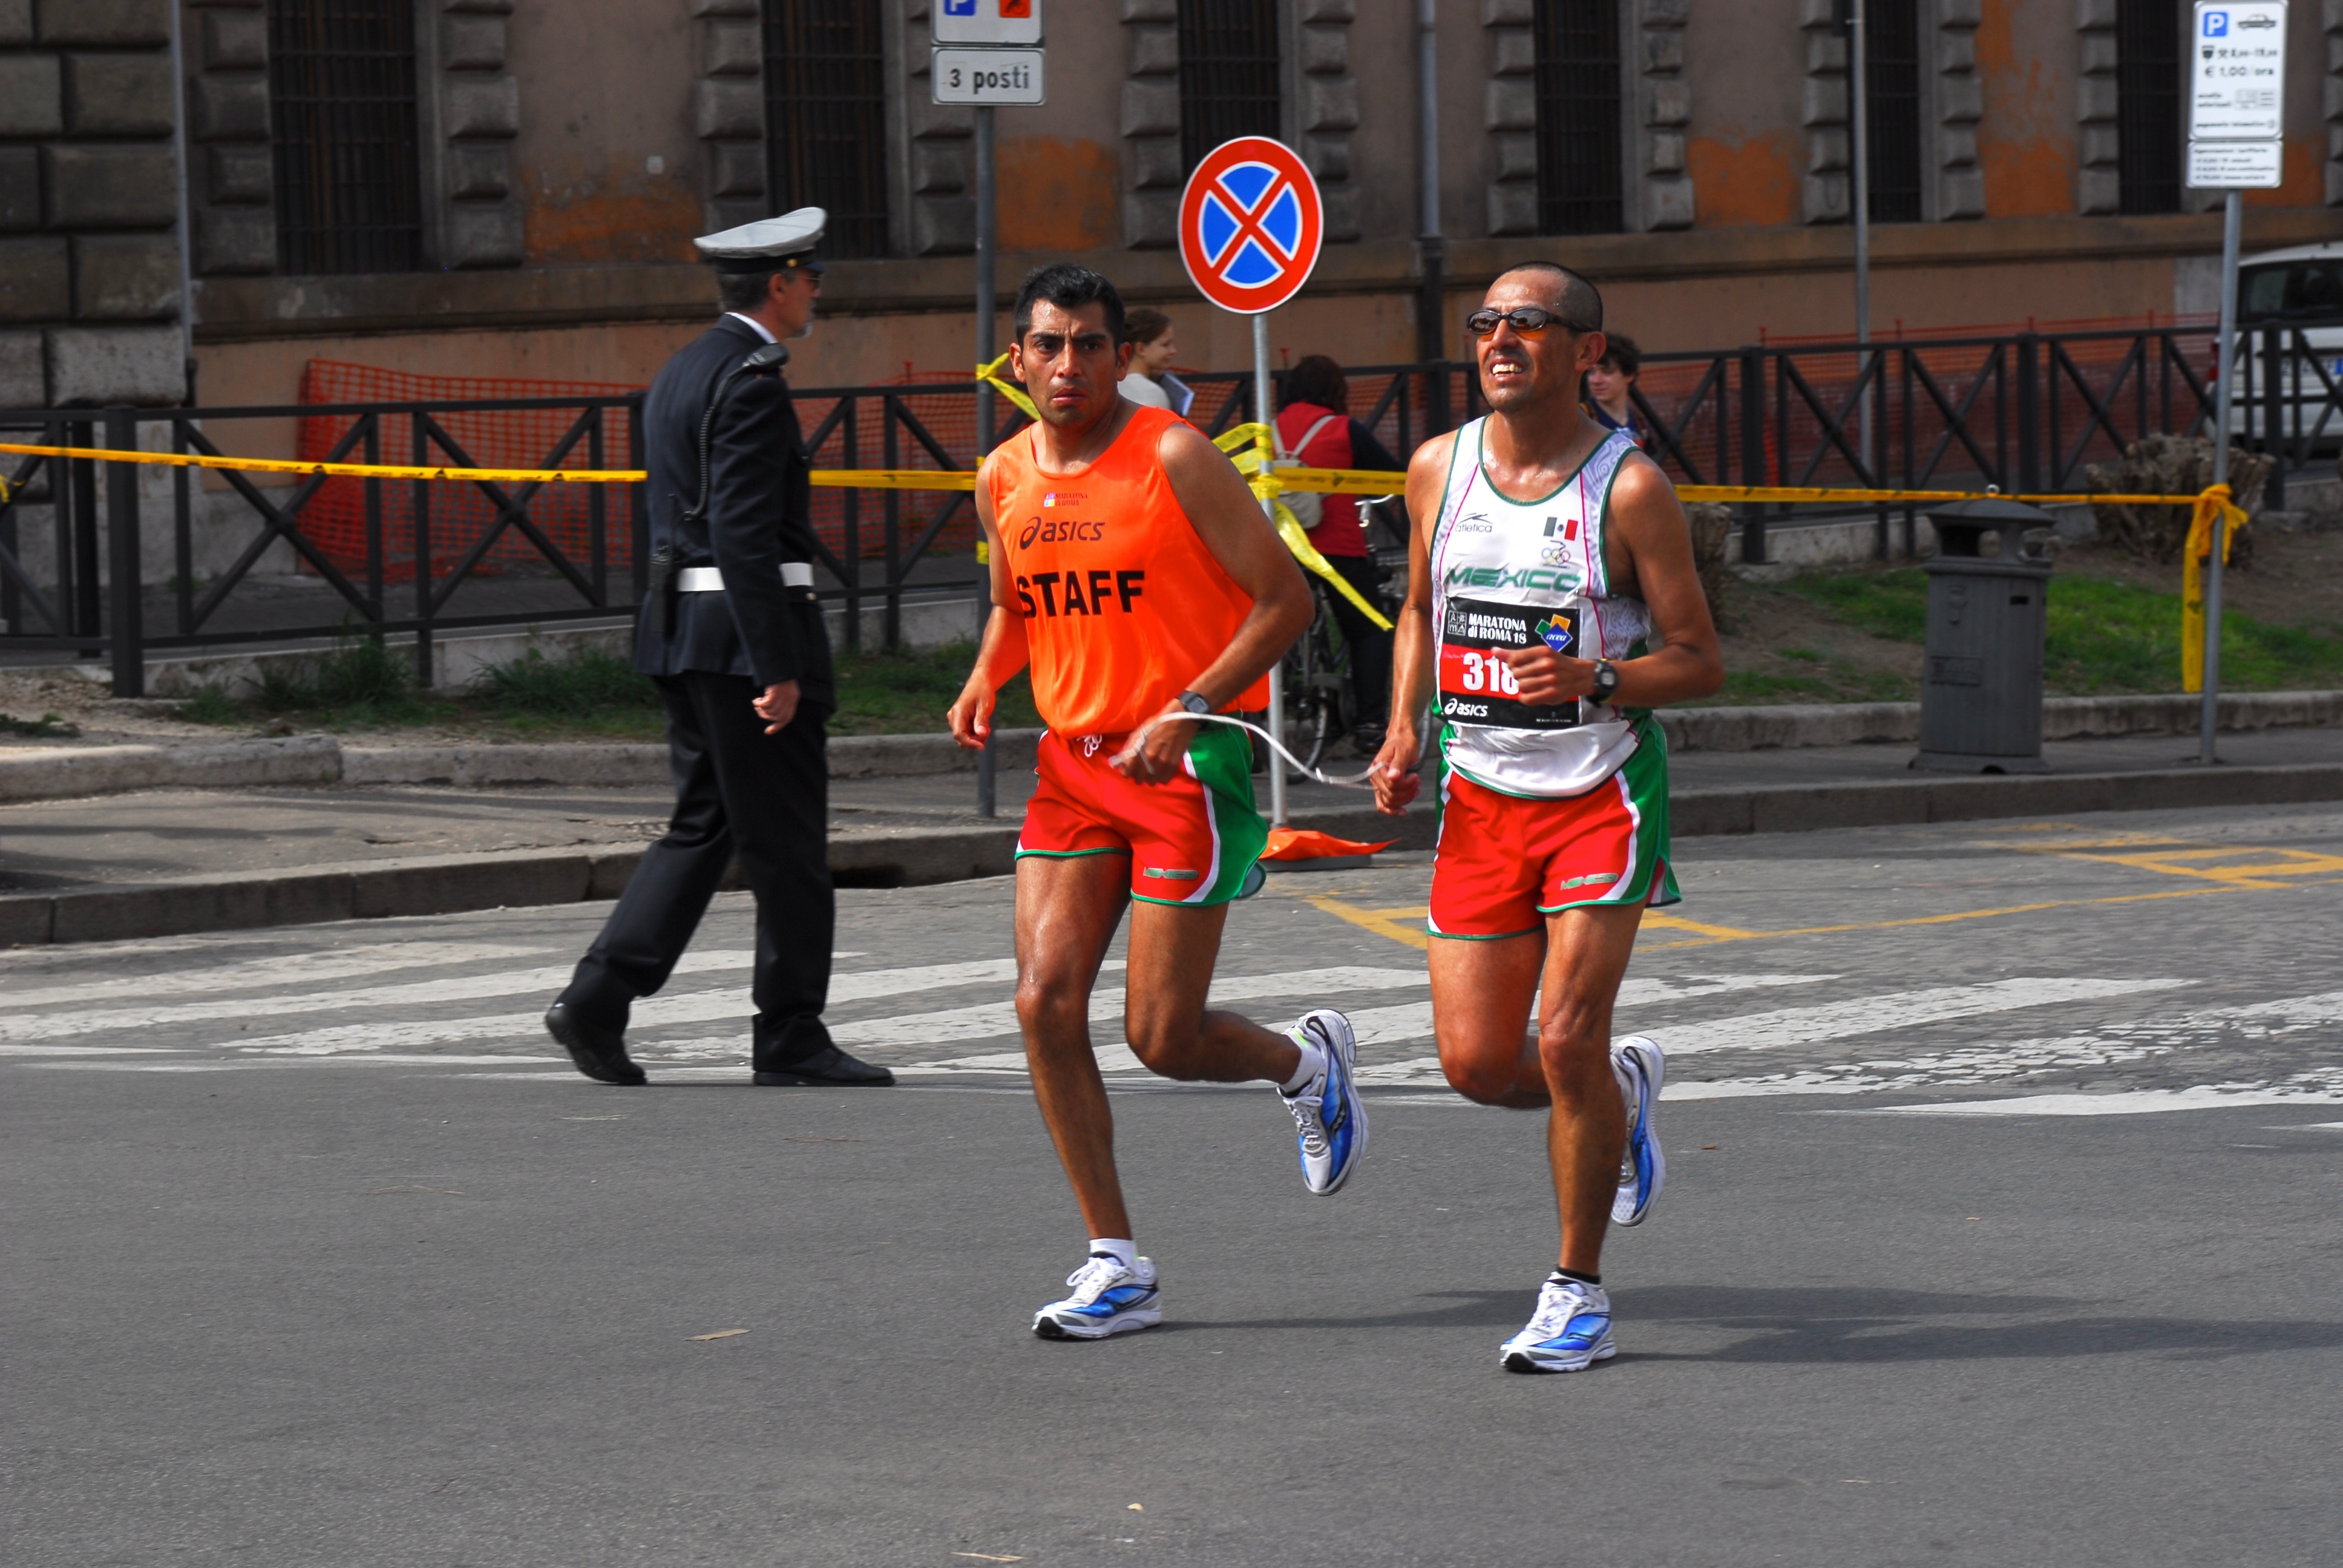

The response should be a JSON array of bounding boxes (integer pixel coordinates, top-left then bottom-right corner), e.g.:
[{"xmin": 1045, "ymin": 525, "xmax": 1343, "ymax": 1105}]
[{"xmin": 1178, "ymin": 137, "xmax": 1323, "ymax": 315}]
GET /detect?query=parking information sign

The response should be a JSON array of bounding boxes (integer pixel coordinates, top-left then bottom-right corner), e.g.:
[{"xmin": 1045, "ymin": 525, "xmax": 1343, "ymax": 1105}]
[
  {"xmin": 932, "ymin": 0, "xmax": 1041, "ymax": 47},
  {"xmin": 932, "ymin": 48, "xmax": 1044, "ymax": 105},
  {"xmin": 2187, "ymin": 0, "xmax": 2287, "ymax": 189},
  {"xmin": 1177, "ymin": 137, "xmax": 1324, "ymax": 315}
]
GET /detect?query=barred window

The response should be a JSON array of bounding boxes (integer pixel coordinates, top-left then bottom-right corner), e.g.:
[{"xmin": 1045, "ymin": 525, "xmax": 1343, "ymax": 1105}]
[
  {"xmin": 1531, "ymin": 0, "xmax": 1624, "ymax": 235},
  {"xmin": 2115, "ymin": 0, "xmax": 2182, "ymax": 215},
  {"xmin": 267, "ymin": 0, "xmax": 424, "ymax": 275},
  {"xmin": 1178, "ymin": 0, "xmax": 1282, "ymax": 170},
  {"xmin": 1863, "ymin": 0, "xmax": 1924, "ymax": 223},
  {"xmin": 763, "ymin": 1, "xmax": 890, "ymax": 258}
]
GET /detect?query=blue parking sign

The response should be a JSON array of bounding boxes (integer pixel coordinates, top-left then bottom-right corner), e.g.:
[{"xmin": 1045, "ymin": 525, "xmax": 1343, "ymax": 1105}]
[{"xmin": 2204, "ymin": 10, "xmax": 2227, "ymax": 34}]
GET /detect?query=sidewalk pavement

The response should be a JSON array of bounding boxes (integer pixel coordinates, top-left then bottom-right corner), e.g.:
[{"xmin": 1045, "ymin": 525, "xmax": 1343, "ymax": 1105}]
[{"xmin": 5, "ymin": 725, "xmax": 2341, "ymax": 946}]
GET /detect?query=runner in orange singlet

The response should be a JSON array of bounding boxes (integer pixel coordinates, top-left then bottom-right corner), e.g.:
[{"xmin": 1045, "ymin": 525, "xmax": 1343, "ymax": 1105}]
[{"xmin": 948, "ymin": 266, "xmax": 1369, "ymax": 1341}]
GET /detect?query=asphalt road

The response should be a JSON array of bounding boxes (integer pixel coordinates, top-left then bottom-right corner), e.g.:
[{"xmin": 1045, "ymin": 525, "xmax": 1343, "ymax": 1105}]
[{"xmin": 7, "ymin": 802, "xmax": 2343, "ymax": 1566}]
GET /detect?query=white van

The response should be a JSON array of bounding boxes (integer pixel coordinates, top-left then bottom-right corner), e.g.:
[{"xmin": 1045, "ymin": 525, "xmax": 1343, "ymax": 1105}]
[{"xmin": 2227, "ymin": 241, "xmax": 2343, "ymax": 449}]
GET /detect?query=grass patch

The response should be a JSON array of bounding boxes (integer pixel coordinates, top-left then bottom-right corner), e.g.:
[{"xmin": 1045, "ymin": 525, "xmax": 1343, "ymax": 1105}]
[
  {"xmin": 830, "ymin": 641, "xmax": 1038, "ymax": 737},
  {"xmin": 0, "ymin": 710, "xmax": 81, "ymax": 739},
  {"xmin": 172, "ymin": 635, "xmax": 1037, "ymax": 739},
  {"xmin": 1772, "ymin": 564, "xmax": 2343, "ymax": 695},
  {"xmin": 1780, "ymin": 569, "xmax": 1930, "ymax": 642}
]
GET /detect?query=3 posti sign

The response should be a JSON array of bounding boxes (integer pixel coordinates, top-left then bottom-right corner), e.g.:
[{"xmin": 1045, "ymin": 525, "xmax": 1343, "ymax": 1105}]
[
  {"xmin": 2187, "ymin": 0, "xmax": 2288, "ymax": 189},
  {"xmin": 931, "ymin": 0, "xmax": 1044, "ymax": 106}
]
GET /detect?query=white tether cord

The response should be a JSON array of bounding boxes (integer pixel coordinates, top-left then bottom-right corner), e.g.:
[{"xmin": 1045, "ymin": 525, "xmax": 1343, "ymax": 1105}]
[{"xmin": 1124, "ymin": 711, "xmax": 1377, "ymax": 790}]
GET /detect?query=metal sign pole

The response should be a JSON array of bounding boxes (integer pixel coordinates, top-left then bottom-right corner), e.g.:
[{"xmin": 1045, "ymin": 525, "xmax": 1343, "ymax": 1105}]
[
  {"xmin": 1254, "ymin": 310, "xmax": 1287, "ymax": 828},
  {"xmin": 974, "ymin": 102, "xmax": 998, "ymax": 817},
  {"xmin": 2183, "ymin": 0, "xmax": 2287, "ymax": 762},
  {"xmin": 1849, "ymin": 0, "xmax": 1873, "ymax": 488},
  {"xmin": 2203, "ymin": 186, "xmax": 2242, "ymax": 765}
]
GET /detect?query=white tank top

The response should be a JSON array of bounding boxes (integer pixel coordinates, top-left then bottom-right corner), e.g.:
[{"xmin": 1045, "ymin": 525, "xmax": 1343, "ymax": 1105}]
[{"xmin": 1429, "ymin": 419, "xmax": 1654, "ymax": 799}]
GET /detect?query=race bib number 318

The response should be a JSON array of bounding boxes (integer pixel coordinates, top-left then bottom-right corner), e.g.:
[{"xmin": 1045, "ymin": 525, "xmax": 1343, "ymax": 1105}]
[{"xmin": 1437, "ymin": 596, "xmax": 1579, "ymax": 730}]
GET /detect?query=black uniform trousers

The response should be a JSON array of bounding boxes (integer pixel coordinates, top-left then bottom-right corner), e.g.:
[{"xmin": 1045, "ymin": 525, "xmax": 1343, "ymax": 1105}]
[{"xmin": 560, "ymin": 670, "xmax": 834, "ymax": 1071}]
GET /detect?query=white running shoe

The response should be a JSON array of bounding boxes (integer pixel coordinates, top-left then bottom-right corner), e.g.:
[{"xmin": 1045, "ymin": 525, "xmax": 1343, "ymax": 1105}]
[
  {"xmin": 1279, "ymin": 1008, "xmax": 1368, "ymax": 1195},
  {"xmin": 1499, "ymin": 1276, "xmax": 1617, "ymax": 1374},
  {"xmin": 1611, "ymin": 1035, "xmax": 1666, "ymax": 1227},
  {"xmin": 1031, "ymin": 1253, "xmax": 1162, "ymax": 1341}
]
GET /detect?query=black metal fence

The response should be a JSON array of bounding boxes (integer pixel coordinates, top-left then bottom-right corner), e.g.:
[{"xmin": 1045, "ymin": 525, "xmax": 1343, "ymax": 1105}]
[{"xmin": 5, "ymin": 318, "xmax": 2337, "ymax": 698}]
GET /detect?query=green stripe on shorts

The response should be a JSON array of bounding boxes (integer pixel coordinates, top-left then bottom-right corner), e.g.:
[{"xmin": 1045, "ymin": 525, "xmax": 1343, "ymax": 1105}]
[
  {"xmin": 1130, "ymin": 723, "xmax": 1267, "ymax": 908},
  {"xmin": 1536, "ymin": 714, "xmax": 1680, "ymax": 913}
]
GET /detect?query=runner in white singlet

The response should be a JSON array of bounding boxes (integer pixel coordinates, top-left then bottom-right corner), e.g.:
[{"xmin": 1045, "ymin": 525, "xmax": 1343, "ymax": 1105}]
[
  {"xmin": 1428, "ymin": 418, "xmax": 1650, "ymax": 799},
  {"xmin": 1369, "ymin": 262, "xmax": 1725, "ymax": 1375}
]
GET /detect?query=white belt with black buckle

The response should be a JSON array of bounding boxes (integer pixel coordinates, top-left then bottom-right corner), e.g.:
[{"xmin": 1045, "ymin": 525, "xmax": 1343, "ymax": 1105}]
[{"xmin": 677, "ymin": 563, "xmax": 814, "ymax": 592}]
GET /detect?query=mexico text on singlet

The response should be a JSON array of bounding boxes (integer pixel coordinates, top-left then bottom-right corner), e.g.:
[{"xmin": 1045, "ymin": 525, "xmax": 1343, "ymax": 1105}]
[
  {"xmin": 1429, "ymin": 419, "xmax": 1656, "ymax": 797},
  {"xmin": 986, "ymin": 403, "xmax": 1270, "ymax": 736}
]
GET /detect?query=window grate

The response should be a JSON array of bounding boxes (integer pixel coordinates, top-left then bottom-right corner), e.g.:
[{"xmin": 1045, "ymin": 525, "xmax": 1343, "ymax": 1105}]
[
  {"xmin": 764, "ymin": 1, "xmax": 890, "ymax": 258},
  {"xmin": 1863, "ymin": 0, "xmax": 1923, "ymax": 224},
  {"xmin": 2116, "ymin": 0, "xmax": 2182, "ymax": 215},
  {"xmin": 1178, "ymin": 0, "xmax": 1282, "ymax": 170},
  {"xmin": 1531, "ymin": 0, "xmax": 1624, "ymax": 236},
  {"xmin": 267, "ymin": 0, "xmax": 424, "ymax": 276}
]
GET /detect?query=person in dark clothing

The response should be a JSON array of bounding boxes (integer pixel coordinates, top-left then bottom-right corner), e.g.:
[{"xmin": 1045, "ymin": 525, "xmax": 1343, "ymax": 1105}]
[
  {"xmin": 544, "ymin": 207, "xmax": 891, "ymax": 1090},
  {"xmin": 1582, "ymin": 333, "xmax": 1646, "ymax": 445},
  {"xmin": 1274, "ymin": 354, "xmax": 1406, "ymax": 753}
]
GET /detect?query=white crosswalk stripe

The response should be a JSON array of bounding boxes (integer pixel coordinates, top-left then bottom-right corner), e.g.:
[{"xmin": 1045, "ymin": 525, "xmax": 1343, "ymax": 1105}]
[
  {"xmin": 834, "ymin": 965, "xmax": 1426, "ymax": 1051},
  {"xmin": 0, "ymin": 951, "xmax": 752, "ymax": 1045},
  {"xmin": 186, "ymin": 956, "xmax": 1045, "ymax": 1058},
  {"xmin": 0, "ymin": 941, "xmax": 552, "ymax": 1010},
  {"xmin": 1655, "ymin": 978, "xmax": 2191, "ymax": 1056},
  {"xmin": 10, "ymin": 932, "xmax": 2276, "ymax": 1116}
]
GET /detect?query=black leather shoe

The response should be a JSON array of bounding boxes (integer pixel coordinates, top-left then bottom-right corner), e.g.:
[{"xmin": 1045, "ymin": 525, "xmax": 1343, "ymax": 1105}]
[
  {"xmin": 544, "ymin": 1002, "xmax": 647, "ymax": 1086},
  {"xmin": 752, "ymin": 1045, "xmax": 895, "ymax": 1087}
]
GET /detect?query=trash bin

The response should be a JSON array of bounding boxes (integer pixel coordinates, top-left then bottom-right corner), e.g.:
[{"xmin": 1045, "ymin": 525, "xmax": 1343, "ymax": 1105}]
[{"xmin": 1914, "ymin": 497, "xmax": 2056, "ymax": 774}]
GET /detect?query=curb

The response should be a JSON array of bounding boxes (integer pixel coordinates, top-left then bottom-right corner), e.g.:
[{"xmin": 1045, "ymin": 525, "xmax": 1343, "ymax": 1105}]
[
  {"xmin": 0, "ymin": 728, "xmax": 1049, "ymax": 803},
  {"xmin": 7, "ymin": 762, "xmax": 2340, "ymax": 947},
  {"xmin": 8, "ymin": 693, "xmax": 2340, "ymax": 805}
]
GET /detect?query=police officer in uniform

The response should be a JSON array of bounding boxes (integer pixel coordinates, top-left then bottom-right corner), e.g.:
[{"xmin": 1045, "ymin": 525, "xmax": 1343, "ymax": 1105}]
[{"xmin": 545, "ymin": 207, "xmax": 893, "ymax": 1089}]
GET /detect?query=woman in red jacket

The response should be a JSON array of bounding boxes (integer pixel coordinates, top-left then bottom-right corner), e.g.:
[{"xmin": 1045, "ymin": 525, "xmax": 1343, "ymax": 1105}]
[{"xmin": 1274, "ymin": 355, "xmax": 1406, "ymax": 755}]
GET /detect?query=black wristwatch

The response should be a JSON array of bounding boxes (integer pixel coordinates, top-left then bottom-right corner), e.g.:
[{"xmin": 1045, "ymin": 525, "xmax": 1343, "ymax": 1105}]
[
  {"xmin": 1587, "ymin": 659, "xmax": 1621, "ymax": 704},
  {"xmin": 1176, "ymin": 690, "xmax": 1213, "ymax": 716}
]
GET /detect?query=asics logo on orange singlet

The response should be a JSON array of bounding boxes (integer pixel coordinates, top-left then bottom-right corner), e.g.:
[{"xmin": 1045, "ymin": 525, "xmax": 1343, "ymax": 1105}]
[
  {"xmin": 1018, "ymin": 515, "xmax": 1108, "ymax": 547},
  {"xmin": 1014, "ymin": 569, "xmax": 1146, "ymax": 618}
]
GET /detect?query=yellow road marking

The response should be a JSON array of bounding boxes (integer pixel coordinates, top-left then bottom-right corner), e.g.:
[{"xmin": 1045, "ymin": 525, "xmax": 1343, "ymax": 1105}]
[
  {"xmin": 1978, "ymin": 831, "xmax": 2343, "ymax": 891},
  {"xmin": 1303, "ymin": 895, "xmax": 1429, "ymax": 950},
  {"xmin": 1302, "ymin": 875, "xmax": 2343, "ymax": 952},
  {"xmin": 1641, "ymin": 912, "xmax": 1766, "ymax": 939}
]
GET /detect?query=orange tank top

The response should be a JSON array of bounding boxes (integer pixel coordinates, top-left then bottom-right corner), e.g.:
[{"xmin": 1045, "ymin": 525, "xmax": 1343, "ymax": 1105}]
[{"xmin": 987, "ymin": 404, "xmax": 1270, "ymax": 736}]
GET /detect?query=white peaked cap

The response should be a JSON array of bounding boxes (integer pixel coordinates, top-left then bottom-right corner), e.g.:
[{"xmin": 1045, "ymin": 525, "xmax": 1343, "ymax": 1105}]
[{"xmin": 694, "ymin": 207, "xmax": 827, "ymax": 272}]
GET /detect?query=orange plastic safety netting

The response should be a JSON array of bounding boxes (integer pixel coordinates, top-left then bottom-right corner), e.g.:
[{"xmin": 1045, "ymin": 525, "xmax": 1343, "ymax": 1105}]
[
  {"xmin": 295, "ymin": 359, "xmax": 643, "ymax": 583},
  {"xmin": 295, "ymin": 359, "xmax": 987, "ymax": 581}
]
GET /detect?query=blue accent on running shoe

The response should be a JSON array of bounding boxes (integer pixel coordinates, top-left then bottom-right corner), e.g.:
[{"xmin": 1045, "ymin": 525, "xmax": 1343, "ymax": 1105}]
[
  {"xmin": 1612, "ymin": 1037, "xmax": 1665, "ymax": 1227},
  {"xmin": 1316, "ymin": 1040, "xmax": 1365, "ymax": 1192},
  {"xmin": 1534, "ymin": 1311, "xmax": 1610, "ymax": 1353}
]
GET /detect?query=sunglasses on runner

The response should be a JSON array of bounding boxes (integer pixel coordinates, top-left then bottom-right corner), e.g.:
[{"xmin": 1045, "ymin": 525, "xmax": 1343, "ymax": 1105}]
[{"xmin": 1466, "ymin": 306, "xmax": 1593, "ymax": 338}]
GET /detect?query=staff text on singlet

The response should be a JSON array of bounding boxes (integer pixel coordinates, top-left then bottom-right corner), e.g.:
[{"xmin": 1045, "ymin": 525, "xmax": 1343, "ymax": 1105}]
[{"xmin": 986, "ymin": 403, "xmax": 1270, "ymax": 737}]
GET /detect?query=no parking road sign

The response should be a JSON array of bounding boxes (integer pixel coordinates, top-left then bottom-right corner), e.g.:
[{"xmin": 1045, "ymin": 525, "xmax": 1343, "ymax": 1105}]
[{"xmin": 1178, "ymin": 137, "xmax": 1323, "ymax": 315}]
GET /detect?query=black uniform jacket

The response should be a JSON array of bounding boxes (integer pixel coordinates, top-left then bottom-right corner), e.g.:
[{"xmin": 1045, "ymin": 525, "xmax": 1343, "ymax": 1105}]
[{"xmin": 634, "ymin": 315, "xmax": 835, "ymax": 710}]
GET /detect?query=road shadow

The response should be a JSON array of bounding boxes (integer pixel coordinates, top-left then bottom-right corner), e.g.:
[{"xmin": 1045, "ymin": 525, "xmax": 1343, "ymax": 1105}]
[
  {"xmin": 1204, "ymin": 1282, "xmax": 2343, "ymax": 1362},
  {"xmin": 1612, "ymin": 1283, "xmax": 2343, "ymax": 1364}
]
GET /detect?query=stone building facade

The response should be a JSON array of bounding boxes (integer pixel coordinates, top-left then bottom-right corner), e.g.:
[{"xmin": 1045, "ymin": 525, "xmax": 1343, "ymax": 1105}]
[
  {"xmin": 6, "ymin": 1, "xmax": 2343, "ymax": 422},
  {"xmin": 0, "ymin": 0, "xmax": 188, "ymax": 408}
]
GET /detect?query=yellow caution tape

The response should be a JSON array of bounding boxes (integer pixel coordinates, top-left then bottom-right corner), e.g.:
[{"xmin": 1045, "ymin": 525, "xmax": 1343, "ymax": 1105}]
[
  {"xmin": 4, "ymin": 436, "xmax": 2236, "ymax": 663},
  {"xmin": 1215, "ymin": 422, "xmax": 1396, "ymax": 630},
  {"xmin": 2181, "ymin": 482, "xmax": 2249, "ymax": 694},
  {"xmin": 974, "ymin": 352, "xmax": 1041, "ymax": 423}
]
